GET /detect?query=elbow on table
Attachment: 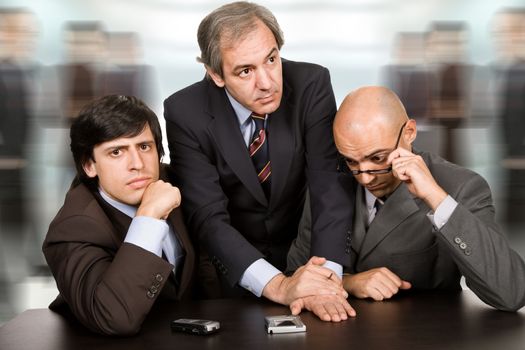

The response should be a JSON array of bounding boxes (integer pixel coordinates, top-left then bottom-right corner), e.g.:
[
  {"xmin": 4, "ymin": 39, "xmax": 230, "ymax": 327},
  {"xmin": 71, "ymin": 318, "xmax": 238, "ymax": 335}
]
[
  {"xmin": 495, "ymin": 298, "xmax": 525, "ymax": 313},
  {"xmin": 89, "ymin": 316, "xmax": 144, "ymax": 336},
  {"xmin": 484, "ymin": 293, "xmax": 525, "ymax": 313}
]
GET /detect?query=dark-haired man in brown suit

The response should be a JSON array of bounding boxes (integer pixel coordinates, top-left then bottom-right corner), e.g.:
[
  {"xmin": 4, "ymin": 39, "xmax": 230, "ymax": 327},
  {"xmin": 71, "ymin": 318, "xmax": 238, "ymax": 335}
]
[{"xmin": 43, "ymin": 95, "xmax": 194, "ymax": 335}]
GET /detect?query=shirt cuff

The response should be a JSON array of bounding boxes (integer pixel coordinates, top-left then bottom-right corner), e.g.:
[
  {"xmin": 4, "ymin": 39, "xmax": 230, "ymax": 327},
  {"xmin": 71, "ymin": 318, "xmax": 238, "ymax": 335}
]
[
  {"xmin": 426, "ymin": 195, "xmax": 458, "ymax": 230},
  {"xmin": 323, "ymin": 260, "xmax": 343, "ymax": 279},
  {"xmin": 124, "ymin": 216, "xmax": 170, "ymax": 257},
  {"xmin": 239, "ymin": 259, "xmax": 281, "ymax": 297}
]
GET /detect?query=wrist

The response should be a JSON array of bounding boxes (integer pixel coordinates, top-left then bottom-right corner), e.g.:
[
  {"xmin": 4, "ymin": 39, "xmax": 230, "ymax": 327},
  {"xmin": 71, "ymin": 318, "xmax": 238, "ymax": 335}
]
[
  {"xmin": 424, "ymin": 187, "xmax": 448, "ymax": 212},
  {"xmin": 136, "ymin": 206, "xmax": 162, "ymax": 220},
  {"xmin": 262, "ymin": 273, "xmax": 287, "ymax": 304},
  {"xmin": 342, "ymin": 273, "xmax": 356, "ymax": 294}
]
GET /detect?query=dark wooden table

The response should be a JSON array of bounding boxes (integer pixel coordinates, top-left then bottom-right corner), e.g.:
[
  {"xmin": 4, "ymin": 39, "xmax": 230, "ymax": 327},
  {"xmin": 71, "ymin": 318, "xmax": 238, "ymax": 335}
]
[{"xmin": 1, "ymin": 290, "xmax": 524, "ymax": 350}]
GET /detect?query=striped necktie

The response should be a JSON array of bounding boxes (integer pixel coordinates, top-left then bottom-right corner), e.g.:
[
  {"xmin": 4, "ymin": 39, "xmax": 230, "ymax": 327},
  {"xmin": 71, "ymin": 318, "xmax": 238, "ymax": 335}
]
[{"xmin": 249, "ymin": 113, "xmax": 271, "ymax": 197}]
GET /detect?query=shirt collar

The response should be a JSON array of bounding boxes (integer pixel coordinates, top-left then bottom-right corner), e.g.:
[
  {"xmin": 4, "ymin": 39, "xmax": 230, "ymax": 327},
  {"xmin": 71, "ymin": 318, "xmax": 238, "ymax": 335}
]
[
  {"xmin": 99, "ymin": 188, "xmax": 137, "ymax": 218},
  {"xmin": 364, "ymin": 188, "xmax": 376, "ymax": 212},
  {"xmin": 364, "ymin": 188, "xmax": 385, "ymax": 211},
  {"xmin": 225, "ymin": 88, "xmax": 253, "ymax": 128}
]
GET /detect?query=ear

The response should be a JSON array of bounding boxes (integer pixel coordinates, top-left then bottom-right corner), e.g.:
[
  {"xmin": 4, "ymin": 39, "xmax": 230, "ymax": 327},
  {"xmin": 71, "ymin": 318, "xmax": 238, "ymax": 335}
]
[
  {"xmin": 83, "ymin": 158, "xmax": 98, "ymax": 178},
  {"xmin": 404, "ymin": 119, "xmax": 417, "ymax": 146},
  {"xmin": 206, "ymin": 66, "xmax": 225, "ymax": 88}
]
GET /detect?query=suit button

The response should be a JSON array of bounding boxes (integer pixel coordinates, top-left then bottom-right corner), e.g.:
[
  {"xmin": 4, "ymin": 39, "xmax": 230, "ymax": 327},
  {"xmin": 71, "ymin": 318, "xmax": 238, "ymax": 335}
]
[
  {"xmin": 454, "ymin": 237, "xmax": 462, "ymax": 244},
  {"xmin": 345, "ymin": 248, "xmax": 350, "ymax": 254},
  {"xmin": 459, "ymin": 242, "xmax": 467, "ymax": 250},
  {"xmin": 150, "ymin": 286, "xmax": 158, "ymax": 294},
  {"xmin": 155, "ymin": 274, "xmax": 163, "ymax": 282},
  {"xmin": 465, "ymin": 248, "xmax": 472, "ymax": 256},
  {"xmin": 147, "ymin": 291, "xmax": 155, "ymax": 299}
]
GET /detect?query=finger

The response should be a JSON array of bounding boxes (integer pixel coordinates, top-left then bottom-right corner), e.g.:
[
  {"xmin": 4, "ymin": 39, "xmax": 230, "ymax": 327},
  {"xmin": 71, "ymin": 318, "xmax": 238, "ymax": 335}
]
[
  {"xmin": 332, "ymin": 300, "xmax": 349, "ymax": 321},
  {"xmin": 299, "ymin": 287, "xmax": 346, "ymax": 299},
  {"xmin": 376, "ymin": 280, "xmax": 397, "ymax": 299},
  {"xmin": 306, "ymin": 256, "xmax": 327, "ymax": 266},
  {"xmin": 289, "ymin": 299, "xmax": 304, "ymax": 315},
  {"xmin": 379, "ymin": 268, "xmax": 406, "ymax": 291},
  {"xmin": 323, "ymin": 302, "xmax": 341, "ymax": 322},
  {"xmin": 310, "ymin": 302, "xmax": 332, "ymax": 322},
  {"xmin": 400, "ymin": 281, "xmax": 412, "ymax": 290},
  {"xmin": 303, "ymin": 264, "xmax": 344, "ymax": 283},
  {"xmin": 303, "ymin": 263, "xmax": 336, "ymax": 276},
  {"xmin": 327, "ymin": 271, "xmax": 344, "ymax": 284},
  {"xmin": 390, "ymin": 146, "xmax": 414, "ymax": 161},
  {"xmin": 368, "ymin": 277, "xmax": 396, "ymax": 298},
  {"xmin": 290, "ymin": 270, "xmax": 347, "ymax": 298},
  {"xmin": 295, "ymin": 268, "xmax": 345, "ymax": 292},
  {"xmin": 341, "ymin": 299, "xmax": 357, "ymax": 317},
  {"xmin": 367, "ymin": 286, "xmax": 386, "ymax": 301},
  {"xmin": 392, "ymin": 163, "xmax": 410, "ymax": 181},
  {"xmin": 387, "ymin": 148, "xmax": 402, "ymax": 164}
]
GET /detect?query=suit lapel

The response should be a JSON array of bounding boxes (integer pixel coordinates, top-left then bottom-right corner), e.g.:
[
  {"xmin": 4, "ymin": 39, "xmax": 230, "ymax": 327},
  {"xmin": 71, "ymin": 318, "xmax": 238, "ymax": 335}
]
[
  {"xmin": 167, "ymin": 208, "xmax": 194, "ymax": 298},
  {"xmin": 93, "ymin": 191, "xmax": 132, "ymax": 244},
  {"xmin": 351, "ymin": 186, "xmax": 368, "ymax": 256},
  {"xmin": 358, "ymin": 183, "xmax": 420, "ymax": 260},
  {"xmin": 267, "ymin": 81, "xmax": 294, "ymax": 208},
  {"xmin": 205, "ymin": 82, "xmax": 268, "ymax": 206}
]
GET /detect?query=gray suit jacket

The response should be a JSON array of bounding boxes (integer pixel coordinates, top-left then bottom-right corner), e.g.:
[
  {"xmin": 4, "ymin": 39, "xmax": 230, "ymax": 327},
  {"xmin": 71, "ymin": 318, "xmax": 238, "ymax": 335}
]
[{"xmin": 288, "ymin": 150, "xmax": 525, "ymax": 311}]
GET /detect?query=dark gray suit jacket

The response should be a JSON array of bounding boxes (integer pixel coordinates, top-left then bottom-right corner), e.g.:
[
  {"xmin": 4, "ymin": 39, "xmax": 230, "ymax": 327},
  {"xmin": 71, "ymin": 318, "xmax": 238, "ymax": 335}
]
[
  {"xmin": 164, "ymin": 59, "xmax": 354, "ymax": 288},
  {"xmin": 288, "ymin": 150, "xmax": 525, "ymax": 311}
]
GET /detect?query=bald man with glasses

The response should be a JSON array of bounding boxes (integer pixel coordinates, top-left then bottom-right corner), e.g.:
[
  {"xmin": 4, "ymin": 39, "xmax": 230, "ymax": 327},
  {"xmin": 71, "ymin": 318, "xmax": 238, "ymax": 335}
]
[{"xmin": 288, "ymin": 86, "xmax": 525, "ymax": 312}]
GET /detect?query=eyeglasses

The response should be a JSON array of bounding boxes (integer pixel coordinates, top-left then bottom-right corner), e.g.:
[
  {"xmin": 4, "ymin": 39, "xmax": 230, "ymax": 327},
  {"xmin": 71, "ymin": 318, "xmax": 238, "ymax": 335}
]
[{"xmin": 339, "ymin": 121, "xmax": 407, "ymax": 176}]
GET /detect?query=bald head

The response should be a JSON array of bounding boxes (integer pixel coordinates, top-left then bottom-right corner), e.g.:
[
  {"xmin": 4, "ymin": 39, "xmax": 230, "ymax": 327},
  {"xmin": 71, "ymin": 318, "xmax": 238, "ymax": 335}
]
[
  {"xmin": 335, "ymin": 86, "xmax": 408, "ymax": 137},
  {"xmin": 334, "ymin": 86, "xmax": 416, "ymax": 198}
]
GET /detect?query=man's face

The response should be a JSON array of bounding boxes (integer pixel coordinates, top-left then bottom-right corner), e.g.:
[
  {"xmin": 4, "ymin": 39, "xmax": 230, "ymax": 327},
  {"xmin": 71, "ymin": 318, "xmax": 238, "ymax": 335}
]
[
  {"xmin": 336, "ymin": 123, "xmax": 404, "ymax": 199},
  {"xmin": 208, "ymin": 20, "xmax": 283, "ymax": 116},
  {"xmin": 83, "ymin": 125, "xmax": 159, "ymax": 206}
]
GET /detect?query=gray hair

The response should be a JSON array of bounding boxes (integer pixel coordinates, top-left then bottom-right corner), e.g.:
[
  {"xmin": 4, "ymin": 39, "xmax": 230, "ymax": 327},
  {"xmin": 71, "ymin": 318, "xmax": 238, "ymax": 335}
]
[{"xmin": 197, "ymin": 1, "xmax": 284, "ymax": 78}]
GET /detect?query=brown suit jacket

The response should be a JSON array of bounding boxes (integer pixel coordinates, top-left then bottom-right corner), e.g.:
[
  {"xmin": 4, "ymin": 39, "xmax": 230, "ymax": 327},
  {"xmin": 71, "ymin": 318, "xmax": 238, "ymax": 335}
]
[{"xmin": 42, "ymin": 182, "xmax": 195, "ymax": 335}]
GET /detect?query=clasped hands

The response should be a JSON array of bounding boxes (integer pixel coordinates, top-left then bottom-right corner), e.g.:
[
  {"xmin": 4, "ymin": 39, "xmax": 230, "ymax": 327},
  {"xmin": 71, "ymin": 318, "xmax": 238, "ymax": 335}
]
[{"xmin": 263, "ymin": 256, "xmax": 356, "ymax": 322}]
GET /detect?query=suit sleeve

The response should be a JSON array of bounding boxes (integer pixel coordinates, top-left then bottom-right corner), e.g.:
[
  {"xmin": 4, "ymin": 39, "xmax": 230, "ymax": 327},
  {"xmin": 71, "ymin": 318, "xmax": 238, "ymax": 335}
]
[
  {"xmin": 164, "ymin": 101, "xmax": 264, "ymax": 286},
  {"xmin": 304, "ymin": 67, "xmax": 355, "ymax": 266},
  {"xmin": 437, "ymin": 173, "xmax": 525, "ymax": 311},
  {"xmin": 43, "ymin": 216, "xmax": 174, "ymax": 335}
]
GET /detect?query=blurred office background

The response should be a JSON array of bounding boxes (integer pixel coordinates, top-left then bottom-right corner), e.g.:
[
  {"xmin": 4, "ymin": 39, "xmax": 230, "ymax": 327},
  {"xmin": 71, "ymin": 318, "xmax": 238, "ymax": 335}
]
[{"xmin": 1, "ymin": 0, "xmax": 524, "ymax": 324}]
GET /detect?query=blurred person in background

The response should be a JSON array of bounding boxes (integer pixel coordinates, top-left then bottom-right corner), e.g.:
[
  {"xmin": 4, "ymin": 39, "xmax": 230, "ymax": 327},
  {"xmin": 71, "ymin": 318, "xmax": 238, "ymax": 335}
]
[
  {"xmin": 383, "ymin": 32, "xmax": 433, "ymax": 125},
  {"xmin": 0, "ymin": 7, "xmax": 40, "ymax": 316},
  {"xmin": 382, "ymin": 32, "xmax": 437, "ymax": 153},
  {"xmin": 43, "ymin": 95, "xmax": 195, "ymax": 335},
  {"xmin": 427, "ymin": 21, "xmax": 473, "ymax": 166},
  {"xmin": 28, "ymin": 22, "xmax": 109, "ymax": 264},
  {"xmin": 493, "ymin": 8, "xmax": 525, "ymax": 225},
  {"xmin": 59, "ymin": 21, "xmax": 106, "ymax": 123},
  {"xmin": 98, "ymin": 31, "xmax": 158, "ymax": 107}
]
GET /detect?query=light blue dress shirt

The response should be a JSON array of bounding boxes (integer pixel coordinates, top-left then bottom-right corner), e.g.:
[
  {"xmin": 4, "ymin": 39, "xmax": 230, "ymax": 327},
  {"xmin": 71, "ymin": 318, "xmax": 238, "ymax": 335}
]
[
  {"xmin": 99, "ymin": 189, "xmax": 184, "ymax": 274},
  {"xmin": 225, "ymin": 89, "xmax": 342, "ymax": 297}
]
